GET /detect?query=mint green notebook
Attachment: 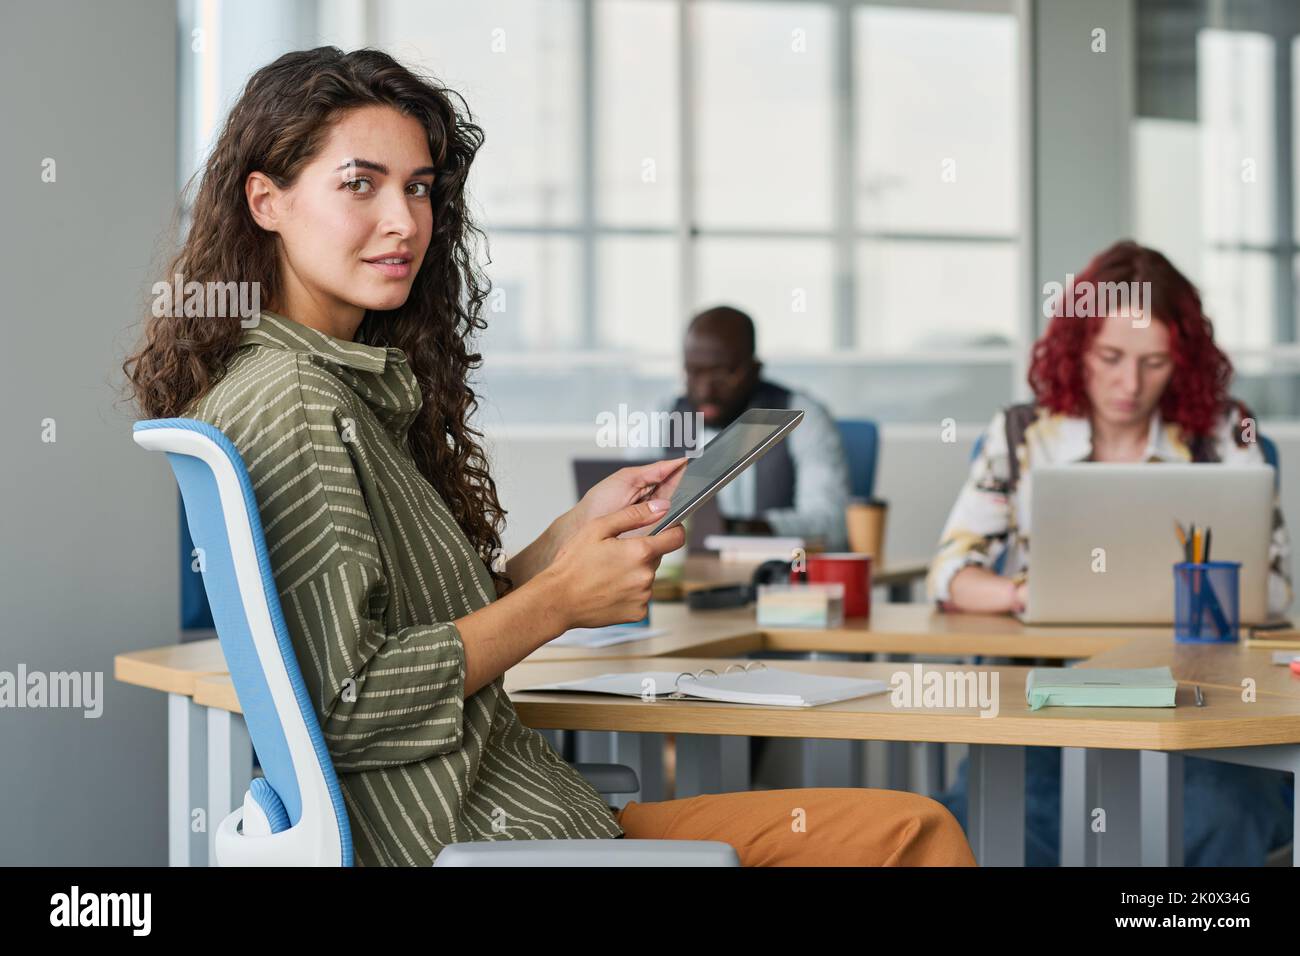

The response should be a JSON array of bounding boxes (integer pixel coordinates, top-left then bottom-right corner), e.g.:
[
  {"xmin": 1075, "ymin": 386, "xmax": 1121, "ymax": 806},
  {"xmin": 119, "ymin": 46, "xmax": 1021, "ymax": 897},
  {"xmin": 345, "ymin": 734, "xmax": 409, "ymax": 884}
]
[{"xmin": 1025, "ymin": 667, "xmax": 1177, "ymax": 711}]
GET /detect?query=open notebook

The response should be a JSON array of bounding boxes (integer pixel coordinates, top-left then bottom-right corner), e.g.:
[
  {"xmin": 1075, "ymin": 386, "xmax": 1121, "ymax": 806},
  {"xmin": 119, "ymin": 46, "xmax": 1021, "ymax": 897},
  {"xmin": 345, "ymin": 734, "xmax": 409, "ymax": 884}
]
[{"xmin": 517, "ymin": 664, "xmax": 889, "ymax": 708}]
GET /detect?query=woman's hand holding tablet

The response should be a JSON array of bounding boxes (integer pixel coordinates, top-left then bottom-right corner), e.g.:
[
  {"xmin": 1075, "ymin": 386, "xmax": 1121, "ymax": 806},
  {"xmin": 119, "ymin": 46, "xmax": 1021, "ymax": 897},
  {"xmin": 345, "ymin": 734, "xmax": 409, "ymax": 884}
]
[
  {"xmin": 540, "ymin": 499, "xmax": 687, "ymax": 628},
  {"xmin": 650, "ymin": 408, "xmax": 805, "ymax": 535}
]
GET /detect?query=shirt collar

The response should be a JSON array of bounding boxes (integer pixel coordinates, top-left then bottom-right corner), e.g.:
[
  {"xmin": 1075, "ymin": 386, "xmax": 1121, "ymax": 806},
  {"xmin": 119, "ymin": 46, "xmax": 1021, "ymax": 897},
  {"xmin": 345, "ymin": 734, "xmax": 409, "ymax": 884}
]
[
  {"xmin": 240, "ymin": 309, "xmax": 423, "ymax": 434},
  {"xmin": 240, "ymin": 309, "xmax": 396, "ymax": 374},
  {"xmin": 1146, "ymin": 413, "xmax": 1194, "ymax": 462},
  {"xmin": 1048, "ymin": 409, "xmax": 1191, "ymax": 463}
]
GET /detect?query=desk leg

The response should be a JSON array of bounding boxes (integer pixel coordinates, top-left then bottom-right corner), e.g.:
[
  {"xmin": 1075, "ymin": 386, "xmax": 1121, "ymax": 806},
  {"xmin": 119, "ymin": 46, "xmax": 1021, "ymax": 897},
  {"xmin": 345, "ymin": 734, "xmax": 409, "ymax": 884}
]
[
  {"xmin": 168, "ymin": 693, "xmax": 207, "ymax": 867},
  {"xmin": 1061, "ymin": 748, "xmax": 1141, "ymax": 866},
  {"xmin": 967, "ymin": 744, "xmax": 1024, "ymax": 866},
  {"xmin": 574, "ymin": 731, "xmax": 665, "ymax": 806},
  {"xmin": 1181, "ymin": 744, "xmax": 1300, "ymax": 866},
  {"xmin": 676, "ymin": 735, "xmax": 751, "ymax": 797},
  {"xmin": 622, "ymin": 733, "xmax": 665, "ymax": 803},
  {"xmin": 910, "ymin": 742, "xmax": 946, "ymax": 797},
  {"xmin": 887, "ymin": 741, "xmax": 909, "ymax": 790},
  {"xmin": 207, "ymin": 708, "xmax": 253, "ymax": 866},
  {"xmin": 573, "ymin": 729, "xmax": 615, "ymax": 777},
  {"xmin": 799, "ymin": 652, "xmax": 866, "ymax": 788},
  {"xmin": 1061, "ymin": 748, "xmax": 1087, "ymax": 866},
  {"xmin": 1140, "ymin": 751, "xmax": 1184, "ymax": 867},
  {"xmin": 799, "ymin": 739, "xmax": 863, "ymax": 789}
]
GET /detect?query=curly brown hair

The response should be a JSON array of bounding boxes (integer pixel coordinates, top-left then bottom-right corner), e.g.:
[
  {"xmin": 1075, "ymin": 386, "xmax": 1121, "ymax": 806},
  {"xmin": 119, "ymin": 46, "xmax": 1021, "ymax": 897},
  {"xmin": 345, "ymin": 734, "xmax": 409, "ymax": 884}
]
[{"xmin": 122, "ymin": 46, "xmax": 511, "ymax": 594}]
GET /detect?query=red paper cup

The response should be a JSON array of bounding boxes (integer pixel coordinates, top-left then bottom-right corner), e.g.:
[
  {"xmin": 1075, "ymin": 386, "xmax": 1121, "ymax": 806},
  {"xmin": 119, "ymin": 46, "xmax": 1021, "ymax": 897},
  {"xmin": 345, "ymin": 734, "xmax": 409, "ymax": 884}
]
[{"xmin": 791, "ymin": 553, "xmax": 873, "ymax": 618}]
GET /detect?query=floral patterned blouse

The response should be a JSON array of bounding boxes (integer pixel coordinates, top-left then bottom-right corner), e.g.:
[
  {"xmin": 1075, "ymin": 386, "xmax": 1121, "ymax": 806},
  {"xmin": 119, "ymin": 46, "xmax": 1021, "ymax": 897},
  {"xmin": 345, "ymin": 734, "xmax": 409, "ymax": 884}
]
[{"xmin": 927, "ymin": 402, "xmax": 1293, "ymax": 616}]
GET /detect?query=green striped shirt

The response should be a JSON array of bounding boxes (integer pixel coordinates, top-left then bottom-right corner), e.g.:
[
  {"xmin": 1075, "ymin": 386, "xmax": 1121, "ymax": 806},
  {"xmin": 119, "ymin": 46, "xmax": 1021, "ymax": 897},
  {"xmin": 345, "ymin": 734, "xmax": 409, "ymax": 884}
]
[{"xmin": 184, "ymin": 310, "xmax": 622, "ymax": 865}]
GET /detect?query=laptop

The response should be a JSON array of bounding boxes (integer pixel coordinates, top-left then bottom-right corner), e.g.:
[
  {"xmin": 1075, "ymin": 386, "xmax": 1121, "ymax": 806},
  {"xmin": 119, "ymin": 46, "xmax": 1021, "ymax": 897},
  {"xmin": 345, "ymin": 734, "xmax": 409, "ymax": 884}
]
[
  {"xmin": 1021, "ymin": 463, "xmax": 1274, "ymax": 625},
  {"xmin": 571, "ymin": 458, "xmax": 724, "ymax": 553}
]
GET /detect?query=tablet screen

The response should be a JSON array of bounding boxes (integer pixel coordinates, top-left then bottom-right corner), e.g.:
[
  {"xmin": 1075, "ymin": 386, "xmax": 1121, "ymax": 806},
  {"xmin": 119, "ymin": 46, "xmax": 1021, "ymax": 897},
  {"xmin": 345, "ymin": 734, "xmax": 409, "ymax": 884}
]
[{"xmin": 651, "ymin": 408, "xmax": 803, "ymax": 534}]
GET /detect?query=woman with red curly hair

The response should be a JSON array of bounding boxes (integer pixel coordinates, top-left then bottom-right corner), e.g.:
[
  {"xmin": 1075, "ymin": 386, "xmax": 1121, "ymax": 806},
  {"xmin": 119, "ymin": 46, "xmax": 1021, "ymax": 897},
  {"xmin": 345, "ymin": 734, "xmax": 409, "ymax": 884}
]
[
  {"xmin": 927, "ymin": 240, "xmax": 1293, "ymax": 866},
  {"xmin": 930, "ymin": 239, "xmax": 1291, "ymax": 616}
]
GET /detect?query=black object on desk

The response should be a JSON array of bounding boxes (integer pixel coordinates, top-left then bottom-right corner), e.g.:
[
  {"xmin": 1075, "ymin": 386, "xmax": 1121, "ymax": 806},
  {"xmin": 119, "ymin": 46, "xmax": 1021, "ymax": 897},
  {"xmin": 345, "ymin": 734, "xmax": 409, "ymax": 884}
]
[{"xmin": 685, "ymin": 559, "xmax": 792, "ymax": 611}]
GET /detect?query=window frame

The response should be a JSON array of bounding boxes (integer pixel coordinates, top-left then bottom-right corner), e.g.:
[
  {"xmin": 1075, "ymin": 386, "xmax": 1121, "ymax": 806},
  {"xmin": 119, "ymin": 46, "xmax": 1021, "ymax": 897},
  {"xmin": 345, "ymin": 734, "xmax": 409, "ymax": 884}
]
[
  {"xmin": 179, "ymin": 0, "xmax": 1028, "ymax": 419},
  {"xmin": 481, "ymin": 0, "xmax": 1024, "ymax": 366}
]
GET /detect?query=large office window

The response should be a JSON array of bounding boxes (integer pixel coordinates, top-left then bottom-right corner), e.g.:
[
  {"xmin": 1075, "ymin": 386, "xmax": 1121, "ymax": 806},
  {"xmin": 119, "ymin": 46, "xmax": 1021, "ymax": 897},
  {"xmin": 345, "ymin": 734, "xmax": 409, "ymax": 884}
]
[
  {"xmin": 371, "ymin": 0, "xmax": 1023, "ymax": 426},
  {"xmin": 179, "ymin": 0, "xmax": 1023, "ymax": 426},
  {"xmin": 183, "ymin": 1, "xmax": 1300, "ymax": 427},
  {"xmin": 1135, "ymin": 0, "xmax": 1300, "ymax": 418},
  {"xmin": 854, "ymin": 6, "xmax": 1018, "ymax": 353}
]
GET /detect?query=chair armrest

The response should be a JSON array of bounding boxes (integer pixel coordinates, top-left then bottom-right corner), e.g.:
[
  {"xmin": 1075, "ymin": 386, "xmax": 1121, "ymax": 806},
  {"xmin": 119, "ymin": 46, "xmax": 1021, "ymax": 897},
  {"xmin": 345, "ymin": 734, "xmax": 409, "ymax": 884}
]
[
  {"xmin": 572, "ymin": 762, "xmax": 640, "ymax": 795},
  {"xmin": 432, "ymin": 839, "xmax": 739, "ymax": 867}
]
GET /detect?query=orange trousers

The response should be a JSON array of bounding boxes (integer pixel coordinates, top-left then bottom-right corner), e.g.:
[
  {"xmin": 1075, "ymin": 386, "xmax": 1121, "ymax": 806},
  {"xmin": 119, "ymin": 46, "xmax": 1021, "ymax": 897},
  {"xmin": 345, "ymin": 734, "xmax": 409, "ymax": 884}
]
[{"xmin": 614, "ymin": 787, "xmax": 976, "ymax": 866}]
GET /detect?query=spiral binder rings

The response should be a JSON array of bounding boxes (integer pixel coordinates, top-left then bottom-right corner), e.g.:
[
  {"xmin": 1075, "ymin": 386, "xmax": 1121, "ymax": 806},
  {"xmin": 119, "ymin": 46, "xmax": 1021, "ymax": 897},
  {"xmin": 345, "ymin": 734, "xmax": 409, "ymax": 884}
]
[{"xmin": 519, "ymin": 661, "xmax": 889, "ymax": 708}]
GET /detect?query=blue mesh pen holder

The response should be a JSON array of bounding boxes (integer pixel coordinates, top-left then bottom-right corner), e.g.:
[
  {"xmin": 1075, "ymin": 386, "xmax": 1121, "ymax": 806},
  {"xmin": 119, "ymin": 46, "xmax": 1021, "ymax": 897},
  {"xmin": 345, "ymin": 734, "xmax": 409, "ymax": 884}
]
[{"xmin": 1173, "ymin": 561, "xmax": 1240, "ymax": 644}]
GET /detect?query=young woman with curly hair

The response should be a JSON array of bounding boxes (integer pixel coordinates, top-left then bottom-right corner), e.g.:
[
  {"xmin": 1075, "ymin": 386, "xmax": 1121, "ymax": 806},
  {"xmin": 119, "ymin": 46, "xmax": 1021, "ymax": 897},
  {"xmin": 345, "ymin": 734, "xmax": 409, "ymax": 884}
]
[
  {"xmin": 123, "ymin": 46, "xmax": 973, "ymax": 867},
  {"xmin": 928, "ymin": 239, "xmax": 1293, "ymax": 865}
]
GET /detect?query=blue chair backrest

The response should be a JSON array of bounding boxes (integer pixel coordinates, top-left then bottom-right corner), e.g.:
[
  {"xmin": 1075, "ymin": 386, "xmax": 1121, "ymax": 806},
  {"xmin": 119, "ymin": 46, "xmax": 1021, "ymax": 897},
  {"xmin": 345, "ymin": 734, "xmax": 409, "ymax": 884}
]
[
  {"xmin": 179, "ymin": 494, "xmax": 215, "ymax": 630},
  {"xmin": 836, "ymin": 419, "xmax": 880, "ymax": 500},
  {"xmin": 135, "ymin": 418, "xmax": 353, "ymax": 865},
  {"xmin": 1259, "ymin": 433, "xmax": 1280, "ymax": 486}
]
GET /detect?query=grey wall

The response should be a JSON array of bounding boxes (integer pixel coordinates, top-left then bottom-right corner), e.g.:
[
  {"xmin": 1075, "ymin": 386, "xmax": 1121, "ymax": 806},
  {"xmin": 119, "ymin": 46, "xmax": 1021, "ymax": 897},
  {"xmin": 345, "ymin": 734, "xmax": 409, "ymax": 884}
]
[{"xmin": 0, "ymin": 1, "xmax": 178, "ymax": 864}]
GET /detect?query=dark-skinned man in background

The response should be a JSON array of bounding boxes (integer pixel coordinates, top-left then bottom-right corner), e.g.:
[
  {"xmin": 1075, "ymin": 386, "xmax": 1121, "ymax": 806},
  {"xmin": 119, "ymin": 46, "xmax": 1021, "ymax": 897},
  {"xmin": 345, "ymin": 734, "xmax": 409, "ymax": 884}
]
[{"xmin": 660, "ymin": 305, "xmax": 851, "ymax": 551}]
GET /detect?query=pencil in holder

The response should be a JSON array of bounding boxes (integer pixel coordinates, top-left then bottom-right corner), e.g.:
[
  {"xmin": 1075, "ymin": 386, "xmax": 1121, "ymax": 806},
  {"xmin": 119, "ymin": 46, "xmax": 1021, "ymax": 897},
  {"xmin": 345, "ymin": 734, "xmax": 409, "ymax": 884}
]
[{"xmin": 1173, "ymin": 561, "xmax": 1240, "ymax": 644}]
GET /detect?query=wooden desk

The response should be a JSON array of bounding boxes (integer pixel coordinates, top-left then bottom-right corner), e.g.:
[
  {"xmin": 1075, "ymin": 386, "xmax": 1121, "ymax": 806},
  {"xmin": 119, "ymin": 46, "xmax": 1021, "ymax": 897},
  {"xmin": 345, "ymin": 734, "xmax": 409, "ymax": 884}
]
[
  {"xmin": 505, "ymin": 657, "xmax": 1300, "ymax": 750},
  {"xmin": 509, "ymin": 655, "xmax": 1300, "ymax": 868},
  {"xmin": 194, "ymin": 658, "xmax": 1300, "ymax": 750},
  {"xmin": 739, "ymin": 604, "xmax": 1162, "ymax": 659},
  {"xmin": 116, "ymin": 604, "xmax": 1300, "ymax": 867},
  {"xmin": 1080, "ymin": 636, "xmax": 1300, "ymax": 699},
  {"xmin": 116, "ymin": 603, "xmax": 1164, "ymax": 672},
  {"xmin": 527, "ymin": 603, "xmax": 764, "ymax": 663},
  {"xmin": 113, "ymin": 638, "xmax": 229, "ymax": 696},
  {"xmin": 186, "ymin": 656, "xmax": 1300, "ymax": 867},
  {"xmin": 525, "ymin": 602, "xmax": 1165, "ymax": 662}
]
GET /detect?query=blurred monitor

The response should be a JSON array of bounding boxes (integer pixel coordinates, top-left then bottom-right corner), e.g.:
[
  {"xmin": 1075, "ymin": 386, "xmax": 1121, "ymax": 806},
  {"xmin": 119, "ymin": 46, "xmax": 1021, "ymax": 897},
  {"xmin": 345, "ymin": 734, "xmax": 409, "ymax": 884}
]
[{"xmin": 572, "ymin": 458, "xmax": 724, "ymax": 553}]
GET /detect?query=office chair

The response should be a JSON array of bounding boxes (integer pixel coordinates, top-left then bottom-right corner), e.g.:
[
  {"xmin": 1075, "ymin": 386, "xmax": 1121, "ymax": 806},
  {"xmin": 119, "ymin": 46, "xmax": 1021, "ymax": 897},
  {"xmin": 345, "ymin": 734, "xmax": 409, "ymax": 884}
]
[
  {"xmin": 836, "ymin": 419, "xmax": 880, "ymax": 500},
  {"xmin": 134, "ymin": 418, "xmax": 738, "ymax": 867},
  {"xmin": 1260, "ymin": 433, "xmax": 1280, "ymax": 486}
]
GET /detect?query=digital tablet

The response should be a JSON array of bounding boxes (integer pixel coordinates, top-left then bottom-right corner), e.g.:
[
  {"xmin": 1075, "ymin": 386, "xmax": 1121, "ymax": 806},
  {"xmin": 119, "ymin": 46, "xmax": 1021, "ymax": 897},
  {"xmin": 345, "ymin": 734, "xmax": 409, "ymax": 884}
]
[{"xmin": 650, "ymin": 408, "xmax": 804, "ymax": 536}]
